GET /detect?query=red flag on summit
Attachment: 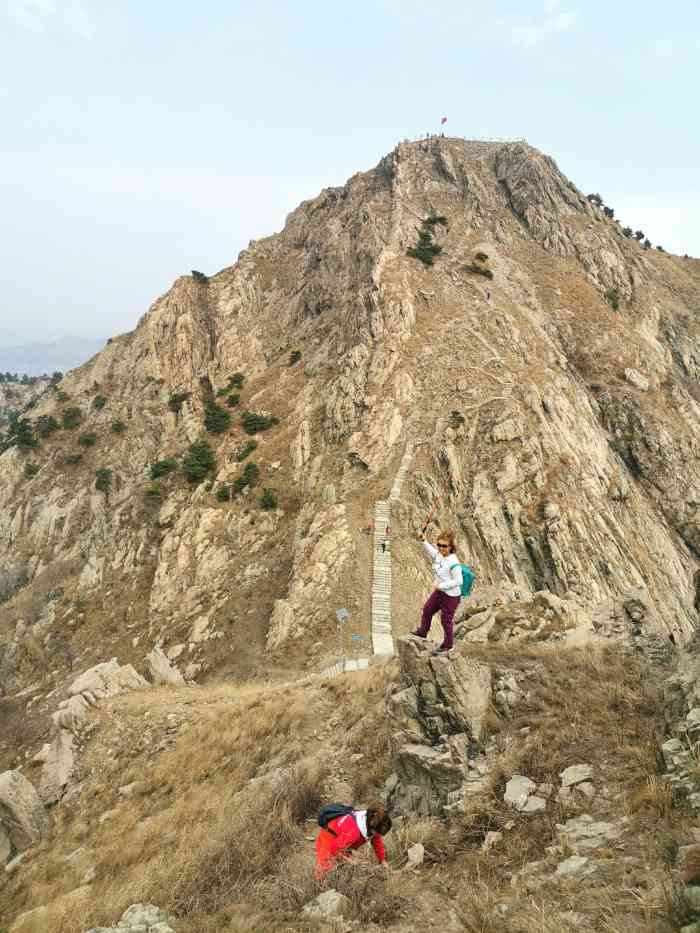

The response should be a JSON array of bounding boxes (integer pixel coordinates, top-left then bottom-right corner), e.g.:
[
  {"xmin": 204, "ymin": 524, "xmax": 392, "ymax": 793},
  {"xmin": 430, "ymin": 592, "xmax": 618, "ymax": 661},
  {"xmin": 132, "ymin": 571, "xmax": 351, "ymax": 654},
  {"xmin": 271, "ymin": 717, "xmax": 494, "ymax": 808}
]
[{"xmin": 440, "ymin": 116, "xmax": 447, "ymax": 125}]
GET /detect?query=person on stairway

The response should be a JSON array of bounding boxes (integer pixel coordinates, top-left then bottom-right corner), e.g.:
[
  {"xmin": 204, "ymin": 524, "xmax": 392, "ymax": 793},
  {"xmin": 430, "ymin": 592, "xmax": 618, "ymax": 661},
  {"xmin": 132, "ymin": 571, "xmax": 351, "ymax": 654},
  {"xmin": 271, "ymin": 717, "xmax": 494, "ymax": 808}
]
[
  {"xmin": 411, "ymin": 528, "xmax": 462, "ymax": 654},
  {"xmin": 315, "ymin": 805, "xmax": 392, "ymax": 880}
]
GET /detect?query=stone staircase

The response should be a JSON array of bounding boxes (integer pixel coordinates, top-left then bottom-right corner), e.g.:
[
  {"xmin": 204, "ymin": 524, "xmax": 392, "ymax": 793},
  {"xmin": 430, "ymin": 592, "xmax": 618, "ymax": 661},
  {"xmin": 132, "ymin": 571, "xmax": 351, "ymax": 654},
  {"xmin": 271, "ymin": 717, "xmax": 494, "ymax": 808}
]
[{"xmin": 321, "ymin": 443, "xmax": 413, "ymax": 677}]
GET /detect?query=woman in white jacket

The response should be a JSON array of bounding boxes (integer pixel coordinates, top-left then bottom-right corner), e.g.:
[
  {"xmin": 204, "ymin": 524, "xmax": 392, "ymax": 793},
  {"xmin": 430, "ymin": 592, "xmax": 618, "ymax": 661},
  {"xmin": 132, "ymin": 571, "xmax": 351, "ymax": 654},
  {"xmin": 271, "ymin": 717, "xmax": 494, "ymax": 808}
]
[{"xmin": 411, "ymin": 529, "xmax": 462, "ymax": 654}]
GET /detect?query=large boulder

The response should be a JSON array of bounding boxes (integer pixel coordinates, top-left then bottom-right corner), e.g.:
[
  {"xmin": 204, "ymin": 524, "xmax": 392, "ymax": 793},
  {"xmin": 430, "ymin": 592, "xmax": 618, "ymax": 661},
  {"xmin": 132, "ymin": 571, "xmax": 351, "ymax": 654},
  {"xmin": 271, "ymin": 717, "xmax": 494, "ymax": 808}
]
[
  {"xmin": 386, "ymin": 636, "xmax": 491, "ymax": 816},
  {"xmin": 145, "ymin": 646, "xmax": 185, "ymax": 686},
  {"xmin": 36, "ymin": 660, "xmax": 151, "ymax": 806},
  {"xmin": 34, "ymin": 729, "xmax": 76, "ymax": 805},
  {"xmin": 0, "ymin": 770, "xmax": 49, "ymax": 853},
  {"xmin": 302, "ymin": 889, "xmax": 350, "ymax": 921},
  {"xmin": 69, "ymin": 659, "xmax": 149, "ymax": 703}
]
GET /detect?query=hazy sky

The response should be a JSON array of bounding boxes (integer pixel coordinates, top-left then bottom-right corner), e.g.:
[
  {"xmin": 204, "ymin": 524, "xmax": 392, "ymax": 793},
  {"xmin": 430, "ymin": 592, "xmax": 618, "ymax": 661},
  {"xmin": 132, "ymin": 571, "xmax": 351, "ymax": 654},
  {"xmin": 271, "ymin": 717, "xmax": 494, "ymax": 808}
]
[{"xmin": 1, "ymin": 0, "xmax": 698, "ymax": 343}]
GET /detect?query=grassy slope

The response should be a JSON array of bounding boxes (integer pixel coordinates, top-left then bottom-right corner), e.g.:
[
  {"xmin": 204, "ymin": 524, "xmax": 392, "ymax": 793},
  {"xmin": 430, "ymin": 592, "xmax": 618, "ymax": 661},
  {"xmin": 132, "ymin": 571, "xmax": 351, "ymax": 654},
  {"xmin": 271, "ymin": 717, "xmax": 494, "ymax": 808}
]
[{"xmin": 5, "ymin": 640, "xmax": 694, "ymax": 933}]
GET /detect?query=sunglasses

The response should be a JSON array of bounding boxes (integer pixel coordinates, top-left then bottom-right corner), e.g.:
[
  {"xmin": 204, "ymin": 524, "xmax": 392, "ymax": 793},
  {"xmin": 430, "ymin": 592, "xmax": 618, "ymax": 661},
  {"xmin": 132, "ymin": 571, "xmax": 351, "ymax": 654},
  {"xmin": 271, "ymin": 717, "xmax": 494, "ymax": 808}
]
[{"xmin": 437, "ymin": 543, "xmax": 450, "ymax": 549}]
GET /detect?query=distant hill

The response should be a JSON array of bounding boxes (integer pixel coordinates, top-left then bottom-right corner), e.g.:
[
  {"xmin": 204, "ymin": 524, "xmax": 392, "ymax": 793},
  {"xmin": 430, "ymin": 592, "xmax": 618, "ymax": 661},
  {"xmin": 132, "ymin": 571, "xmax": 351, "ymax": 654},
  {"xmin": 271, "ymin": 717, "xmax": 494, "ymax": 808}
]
[{"xmin": 0, "ymin": 336, "xmax": 105, "ymax": 376}]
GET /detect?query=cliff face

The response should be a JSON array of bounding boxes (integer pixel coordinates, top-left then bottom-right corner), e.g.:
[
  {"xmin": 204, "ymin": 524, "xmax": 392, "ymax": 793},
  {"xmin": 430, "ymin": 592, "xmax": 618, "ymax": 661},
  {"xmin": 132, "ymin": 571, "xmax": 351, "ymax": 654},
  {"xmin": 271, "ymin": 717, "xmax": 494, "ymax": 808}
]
[
  {"xmin": 0, "ymin": 380, "xmax": 49, "ymax": 429},
  {"xmin": 2, "ymin": 137, "xmax": 700, "ymax": 719}
]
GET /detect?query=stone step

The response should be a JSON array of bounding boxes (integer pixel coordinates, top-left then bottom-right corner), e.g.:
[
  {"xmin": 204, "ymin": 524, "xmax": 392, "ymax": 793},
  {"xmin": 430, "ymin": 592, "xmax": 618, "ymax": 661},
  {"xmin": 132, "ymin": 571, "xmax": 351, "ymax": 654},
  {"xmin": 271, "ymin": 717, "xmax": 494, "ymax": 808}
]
[{"xmin": 372, "ymin": 632, "xmax": 394, "ymax": 655}]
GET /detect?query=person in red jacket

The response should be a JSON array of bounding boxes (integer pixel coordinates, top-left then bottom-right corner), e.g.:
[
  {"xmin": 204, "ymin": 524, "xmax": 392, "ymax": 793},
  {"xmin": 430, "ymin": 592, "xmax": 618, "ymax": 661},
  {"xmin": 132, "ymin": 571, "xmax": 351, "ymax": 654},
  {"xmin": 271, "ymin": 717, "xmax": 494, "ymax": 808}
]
[{"xmin": 315, "ymin": 806, "xmax": 392, "ymax": 880}]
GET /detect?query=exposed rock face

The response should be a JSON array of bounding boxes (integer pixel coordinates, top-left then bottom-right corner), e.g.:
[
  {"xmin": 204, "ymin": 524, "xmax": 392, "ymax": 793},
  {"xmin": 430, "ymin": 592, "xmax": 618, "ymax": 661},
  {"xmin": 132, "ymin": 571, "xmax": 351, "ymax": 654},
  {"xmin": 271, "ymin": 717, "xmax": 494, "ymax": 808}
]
[
  {"xmin": 456, "ymin": 589, "xmax": 589, "ymax": 645},
  {"xmin": 144, "ymin": 646, "xmax": 184, "ymax": 686},
  {"xmin": 0, "ymin": 379, "xmax": 49, "ymax": 429},
  {"xmin": 33, "ymin": 660, "xmax": 151, "ymax": 804},
  {"xmin": 1, "ymin": 136, "xmax": 700, "ymax": 760},
  {"xmin": 267, "ymin": 504, "xmax": 354, "ymax": 649},
  {"xmin": 68, "ymin": 660, "xmax": 149, "ymax": 703},
  {"xmin": 34, "ymin": 729, "xmax": 75, "ymax": 805},
  {"xmin": 0, "ymin": 770, "xmax": 48, "ymax": 855},
  {"xmin": 386, "ymin": 636, "xmax": 491, "ymax": 816}
]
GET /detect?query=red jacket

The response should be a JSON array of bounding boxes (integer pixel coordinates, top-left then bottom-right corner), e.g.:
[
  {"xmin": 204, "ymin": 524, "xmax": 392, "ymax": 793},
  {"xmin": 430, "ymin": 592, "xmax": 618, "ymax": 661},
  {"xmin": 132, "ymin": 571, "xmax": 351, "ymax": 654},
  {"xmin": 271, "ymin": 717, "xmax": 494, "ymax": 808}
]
[{"xmin": 316, "ymin": 813, "xmax": 386, "ymax": 873}]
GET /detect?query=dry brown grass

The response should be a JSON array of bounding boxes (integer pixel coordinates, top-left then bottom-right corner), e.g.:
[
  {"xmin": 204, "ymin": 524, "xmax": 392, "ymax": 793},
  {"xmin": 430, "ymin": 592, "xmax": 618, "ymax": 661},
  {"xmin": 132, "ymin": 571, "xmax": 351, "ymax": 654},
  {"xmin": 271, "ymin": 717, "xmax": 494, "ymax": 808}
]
[
  {"xmin": 470, "ymin": 643, "xmax": 662, "ymax": 789},
  {"xmin": 4, "ymin": 668, "xmax": 395, "ymax": 933},
  {"xmin": 627, "ymin": 775, "xmax": 674, "ymax": 820}
]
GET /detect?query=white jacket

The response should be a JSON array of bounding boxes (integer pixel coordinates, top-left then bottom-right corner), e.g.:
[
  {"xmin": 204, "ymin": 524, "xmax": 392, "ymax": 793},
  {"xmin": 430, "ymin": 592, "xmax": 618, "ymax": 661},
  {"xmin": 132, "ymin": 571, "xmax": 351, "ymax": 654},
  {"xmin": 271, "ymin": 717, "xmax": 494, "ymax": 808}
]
[{"xmin": 423, "ymin": 541, "xmax": 462, "ymax": 597}]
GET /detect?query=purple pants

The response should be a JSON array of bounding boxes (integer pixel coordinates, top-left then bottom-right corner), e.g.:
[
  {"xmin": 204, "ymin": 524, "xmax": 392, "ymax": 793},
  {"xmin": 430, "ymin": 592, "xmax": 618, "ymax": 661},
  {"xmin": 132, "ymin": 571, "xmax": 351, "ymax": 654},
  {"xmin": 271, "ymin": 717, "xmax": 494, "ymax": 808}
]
[{"xmin": 416, "ymin": 590, "xmax": 460, "ymax": 650}]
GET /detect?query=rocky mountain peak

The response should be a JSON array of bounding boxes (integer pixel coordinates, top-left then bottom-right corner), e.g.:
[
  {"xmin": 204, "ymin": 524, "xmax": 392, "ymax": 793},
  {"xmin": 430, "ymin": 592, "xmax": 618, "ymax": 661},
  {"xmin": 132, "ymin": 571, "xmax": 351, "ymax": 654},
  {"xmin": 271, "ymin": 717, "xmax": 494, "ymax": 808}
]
[{"xmin": 2, "ymin": 136, "xmax": 700, "ymax": 932}]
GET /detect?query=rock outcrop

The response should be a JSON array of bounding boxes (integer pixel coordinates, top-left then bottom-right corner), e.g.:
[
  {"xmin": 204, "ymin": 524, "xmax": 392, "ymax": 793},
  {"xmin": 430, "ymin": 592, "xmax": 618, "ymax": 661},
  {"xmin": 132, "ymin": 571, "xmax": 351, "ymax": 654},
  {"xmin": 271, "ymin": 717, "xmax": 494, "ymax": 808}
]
[
  {"xmin": 0, "ymin": 769, "xmax": 48, "ymax": 856},
  {"xmin": 385, "ymin": 636, "xmax": 491, "ymax": 816},
  {"xmin": 34, "ymin": 660, "xmax": 150, "ymax": 804}
]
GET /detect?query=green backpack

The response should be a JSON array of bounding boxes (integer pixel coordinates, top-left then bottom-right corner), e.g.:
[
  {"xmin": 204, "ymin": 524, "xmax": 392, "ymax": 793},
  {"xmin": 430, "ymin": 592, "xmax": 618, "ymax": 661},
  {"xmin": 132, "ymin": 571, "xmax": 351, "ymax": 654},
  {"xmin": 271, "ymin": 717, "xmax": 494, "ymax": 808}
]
[{"xmin": 459, "ymin": 564, "xmax": 475, "ymax": 598}]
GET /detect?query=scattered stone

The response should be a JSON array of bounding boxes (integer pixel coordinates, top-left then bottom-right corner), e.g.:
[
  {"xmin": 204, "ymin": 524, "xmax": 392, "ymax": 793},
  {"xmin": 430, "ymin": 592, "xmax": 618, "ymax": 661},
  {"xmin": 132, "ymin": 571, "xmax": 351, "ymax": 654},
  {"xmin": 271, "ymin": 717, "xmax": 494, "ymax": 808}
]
[
  {"xmin": 84, "ymin": 903, "xmax": 176, "ymax": 932},
  {"xmin": 145, "ymin": 646, "xmax": 185, "ymax": 686},
  {"xmin": 560, "ymin": 764, "xmax": 593, "ymax": 787},
  {"xmin": 407, "ymin": 842, "xmax": 425, "ymax": 866},
  {"xmin": 556, "ymin": 814, "xmax": 622, "ymax": 850},
  {"xmin": 521, "ymin": 795, "xmax": 547, "ymax": 814},
  {"xmin": 69, "ymin": 659, "xmax": 148, "ymax": 701},
  {"xmin": 0, "ymin": 770, "xmax": 49, "ymax": 852},
  {"xmin": 556, "ymin": 855, "xmax": 596, "ymax": 878},
  {"xmin": 504, "ymin": 775, "xmax": 536, "ymax": 810},
  {"xmin": 302, "ymin": 889, "xmax": 351, "ymax": 921}
]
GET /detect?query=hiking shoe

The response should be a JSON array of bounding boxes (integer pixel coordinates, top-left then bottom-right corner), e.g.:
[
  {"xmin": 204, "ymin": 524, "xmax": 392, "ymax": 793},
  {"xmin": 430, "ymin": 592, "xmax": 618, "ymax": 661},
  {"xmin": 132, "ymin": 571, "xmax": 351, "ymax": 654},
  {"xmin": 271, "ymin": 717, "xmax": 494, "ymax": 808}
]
[
  {"xmin": 410, "ymin": 631, "xmax": 427, "ymax": 639},
  {"xmin": 432, "ymin": 646, "xmax": 451, "ymax": 655}
]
